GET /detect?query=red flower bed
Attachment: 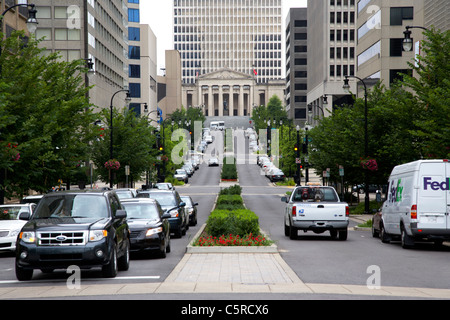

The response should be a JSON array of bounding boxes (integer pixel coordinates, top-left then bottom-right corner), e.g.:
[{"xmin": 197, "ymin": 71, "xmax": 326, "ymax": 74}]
[{"xmin": 193, "ymin": 233, "xmax": 272, "ymax": 247}]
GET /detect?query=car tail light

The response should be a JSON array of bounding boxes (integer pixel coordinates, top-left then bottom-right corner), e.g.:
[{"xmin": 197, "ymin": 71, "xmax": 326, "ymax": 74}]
[
  {"xmin": 411, "ymin": 204, "xmax": 417, "ymax": 220},
  {"xmin": 292, "ymin": 206, "xmax": 296, "ymax": 217},
  {"xmin": 345, "ymin": 206, "xmax": 349, "ymax": 217}
]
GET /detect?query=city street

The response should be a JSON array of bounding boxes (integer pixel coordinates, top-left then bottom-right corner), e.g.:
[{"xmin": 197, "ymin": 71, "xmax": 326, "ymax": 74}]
[{"xmin": 0, "ymin": 129, "xmax": 450, "ymax": 301}]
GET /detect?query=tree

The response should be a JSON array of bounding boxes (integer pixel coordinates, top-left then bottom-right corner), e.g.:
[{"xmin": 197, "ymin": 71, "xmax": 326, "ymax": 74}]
[
  {"xmin": 0, "ymin": 31, "xmax": 95, "ymax": 200},
  {"xmin": 91, "ymin": 108, "xmax": 156, "ymax": 186},
  {"xmin": 401, "ymin": 28, "xmax": 450, "ymax": 159}
]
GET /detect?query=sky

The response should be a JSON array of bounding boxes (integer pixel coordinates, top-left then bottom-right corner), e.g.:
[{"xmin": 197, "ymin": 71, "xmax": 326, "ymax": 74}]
[{"xmin": 140, "ymin": 0, "xmax": 307, "ymax": 75}]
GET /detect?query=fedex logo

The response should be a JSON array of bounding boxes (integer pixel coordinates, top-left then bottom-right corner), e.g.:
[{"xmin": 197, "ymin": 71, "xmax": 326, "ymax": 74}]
[
  {"xmin": 389, "ymin": 179, "xmax": 403, "ymax": 203},
  {"xmin": 424, "ymin": 177, "xmax": 450, "ymax": 191}
]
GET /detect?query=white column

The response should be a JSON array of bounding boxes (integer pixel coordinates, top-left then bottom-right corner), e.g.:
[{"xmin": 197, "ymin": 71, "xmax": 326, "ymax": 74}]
[
  {"xmin": 208, "ymin": 85, "xmax": 213, "ymax": 116},
  {"xmin": 219, "ymin": 85, "xmax": 223, "ymax": 116},
  {"xmin": 239, "ymin": 85, "xmax": 244, "ymax": 116}
]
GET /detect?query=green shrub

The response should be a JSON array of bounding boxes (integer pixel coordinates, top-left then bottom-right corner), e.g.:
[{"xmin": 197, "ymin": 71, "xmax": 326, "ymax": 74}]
[
  {"xmin": 214, "ymin": 203, "xmax": 246, "ymax": 210},
  {"xmin": 221, "ymin": 156, "xmax": 237, "ymax": 180},
  {"xmin": 206, "ymin": 209, "xmax": 260, "ymax": 237},
  {"xmin": 219, "ymin": 184, "xmax": 242, "ymax": 195},
  {"xmin": 216, "ymin": 194, "xmax": 243, "ymax": 206}
]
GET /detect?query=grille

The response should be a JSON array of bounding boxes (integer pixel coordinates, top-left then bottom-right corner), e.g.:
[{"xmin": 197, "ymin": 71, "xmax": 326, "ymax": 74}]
[
  {"xmin": 0, "ymin": 231, "xmax": 9, "ymax": 237},
  {"xmin": 38, "ymin": 231, "xmax": 87, "ymax": 246},
  {"xmin": 130, "ymin": 230, "xmax": 143, "ymax": 238}
]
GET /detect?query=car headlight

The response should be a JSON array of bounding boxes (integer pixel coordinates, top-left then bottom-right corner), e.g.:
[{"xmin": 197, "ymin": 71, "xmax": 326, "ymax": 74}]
[
  {"xmin": 146, "ymin": 227, "xmax": 163, "ymax": 237},
  {"xmin": 19, "ymin": 231, "xmax": 36, "ymax": 244},
  {"xmin": 89, "ymin": 230, "xmax": 107, "ymax": 242}
]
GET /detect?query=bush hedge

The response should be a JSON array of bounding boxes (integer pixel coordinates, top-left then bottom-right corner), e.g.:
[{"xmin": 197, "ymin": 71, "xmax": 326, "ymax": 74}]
[
  {"xmin": 221, "ymin": 156, "xmax": 237, "ymax": 180},
  {"xmin": 206, "ymin": 209, "xmax": 260, "ymax": 237}
]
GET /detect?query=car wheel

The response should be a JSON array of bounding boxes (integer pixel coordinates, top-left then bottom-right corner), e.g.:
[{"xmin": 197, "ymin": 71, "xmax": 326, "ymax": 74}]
[
  {"xmin": 338, "ymin": 230, "xmax": 348, "ymax": 241},
  {"xmin": 330, "ymin": 230, "xmax": 338, "ymax": 239},
  {"xmin": 401, "ymin": 225, "xmax": 414, "ymax": 249},
  {"xmin": 289, "ymin": 220, "xmax": 297, "ymax": 240},
  {"xmin": 118, "ymin": 239, "xmax": 130, "ymax": 271},
  {"xmin": 16, "ymin": 262, "xmax": 33, "ymax": 281},
  {"xmin": 379, "ymin": 223, "xmax": 391, "ymax": 243},
  {"xmin": 102, "ymin": 244, "xmax": 118, "ymax": 278}
]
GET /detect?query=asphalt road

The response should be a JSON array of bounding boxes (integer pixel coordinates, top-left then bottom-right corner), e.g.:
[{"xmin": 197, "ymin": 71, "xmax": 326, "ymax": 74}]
[{"xmin": 1, "ymin": 128, "xmax": 450, "ymax": 302}]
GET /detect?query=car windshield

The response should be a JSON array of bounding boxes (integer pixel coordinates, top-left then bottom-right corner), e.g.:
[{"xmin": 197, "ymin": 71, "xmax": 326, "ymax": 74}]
[
  {"xmin": 148, "ymin": 193, "xmax": 176, "ymax": 206},
  {"xmin": 33, "ymin": 195, "xmax": 108, "ymax": 219},
  {"xmin": 122, "ymin": 203, "xmax": 159, "ymax": 220},
  {"xmin": 292, "ymin": 187, "xmax": 339, "ymax": 202},
  {"xmin": 176, "ymin": 170, "xmax": 186, "ymax": 174},
  {"xmin": 181, "ymin": 197, "xmax": 193, "ymax": 207},
  {"xmin": 0, "ymin": 206, "xmax": 30, "ymax": 220}
]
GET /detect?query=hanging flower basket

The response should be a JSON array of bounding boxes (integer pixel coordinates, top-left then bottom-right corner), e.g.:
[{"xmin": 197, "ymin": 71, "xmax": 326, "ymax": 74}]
[
  {"xmin": 360, "ymin": 158, "xmax": 378, "ymax": 171},
  {"xmin": 104, "ymin": 159, "xmax": 121, "ymax": 171}
]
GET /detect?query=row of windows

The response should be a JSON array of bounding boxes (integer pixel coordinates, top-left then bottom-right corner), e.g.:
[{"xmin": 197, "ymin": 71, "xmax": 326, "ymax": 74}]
[
  {"xmin": 330, "ymin": 0, "xmax": 355, "ymax": 7},
  {"xmin": 330, "ymin": 11, "xmax": 355, "ymax": 25},
  {"xmin": 36, "ymin": 28, "xmax": 80, "ymax": 41},
  {"xmin": 330, "ymin": 29, "xmax": 355, "ymax": 42},
  {"xmin": 330, "ymin": 47, "xmax": 355, "ymax": 60},
  {"xmin": 330, "ymin": 64, "xmax": 355, "ymax": 77}
]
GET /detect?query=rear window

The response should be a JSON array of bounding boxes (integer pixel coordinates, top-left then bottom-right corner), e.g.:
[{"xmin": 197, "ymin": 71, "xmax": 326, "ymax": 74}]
[
  {"xmin": 122, "ymin": 202, "xmax": 160, "ymax": 219},
  {"xmin": 292, "ymin": 187, "xmax": 338, "ymax": 202},
  {"xmin": 0, "ymin": 206, "xmax": 31, "ymax": 220},
  {"xmin": 147, "ymin": 193, "xmax": 176, "ymax": 206}
]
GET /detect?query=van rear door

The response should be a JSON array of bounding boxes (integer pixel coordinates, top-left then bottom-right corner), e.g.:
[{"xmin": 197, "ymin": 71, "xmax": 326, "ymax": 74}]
[{"xmin": 417, "ymin": 161, "xmax": 448, "ymax": 230}]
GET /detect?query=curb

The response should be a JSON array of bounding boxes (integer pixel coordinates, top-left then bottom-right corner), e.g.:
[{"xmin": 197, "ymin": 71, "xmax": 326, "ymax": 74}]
[{"xmin": 186, "ymin": 223, "xmax": 279, "ymax": 254}]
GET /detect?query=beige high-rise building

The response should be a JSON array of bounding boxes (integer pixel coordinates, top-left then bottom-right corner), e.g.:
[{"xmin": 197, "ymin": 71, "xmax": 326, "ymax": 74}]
[
  {"xmin": 356, "ymin": 0, "xmax": 424, "ymax": 92},
  {"xmin": 306, "ymin": 0, "xmax": 357, "ymax": 126},
  {"xmin": 34, "ymin": 0, "xmax": 129, "ymax": 110}
]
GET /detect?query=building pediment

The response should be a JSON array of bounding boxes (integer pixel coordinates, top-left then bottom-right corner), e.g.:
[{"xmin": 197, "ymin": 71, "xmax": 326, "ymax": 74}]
[{"xmin": 198, "ymin": 68, "xmax": 253, "ymax": 81}]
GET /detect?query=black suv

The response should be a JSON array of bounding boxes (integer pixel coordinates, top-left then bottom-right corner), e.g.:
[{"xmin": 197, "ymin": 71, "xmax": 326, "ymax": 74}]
[
  {"xmin": 137, "ymin": 190, "xmax": 186, "ymax": 238},
  {"xmin": 15, "ymin": 190, "xmax": 130, "ymax": 281}
]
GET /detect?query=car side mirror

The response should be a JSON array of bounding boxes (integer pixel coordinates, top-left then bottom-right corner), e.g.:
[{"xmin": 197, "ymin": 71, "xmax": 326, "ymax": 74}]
[
  {"xmin": 115, "ymin": 209, "xmax": 127, "ymax": 219},
  {"xmin": 281, "ymin": 196, "xmax": 288, "ymax": 203},
  {"xmin": 161, "ymin": 212, "xmax": 171, "ymax": 220},
  {"xmin": 193, "ymin": 202, "xmax": 198, "ymax": 206},
  {"xmin": 179, "ymin": 201, "xmax": 186, "ymax": 207},
  {"xmin": 19, "ymin": 212, "xmax": 31, "ymax": 221}
]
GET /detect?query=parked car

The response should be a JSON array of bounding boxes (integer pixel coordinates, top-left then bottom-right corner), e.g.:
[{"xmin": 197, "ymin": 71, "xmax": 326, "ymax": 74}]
[
  {"xmin": 15, "ymin": 190, "xmax": 130, "ymax": 281},
  {"xmin": 121, "ymin": 198, "xmax": 171, "ymax": 258},
  {"xmin": 137, "ymin": 190, "xmax": 187, "ymax": 238},
  {"xmin": 115, "ymin": 188, "xmax": 137, "ymax": 199},
  {"xmin": 173, "ymin": 169, "xmax": 188, "ymax": 183},
  {"xmin": 268, "ymin": 168, "xmax": 285, "ymax": 182},
  {"xmin": 0, "ymin": 204, "xmax": 36, "ymax": 253},
  {"xmin": 155, "ymin": 182, "xmax": 175, "ymax": 190},
  {"xmin": 204, "ymin": 135, "xmax": 213, "ymax": 144},
  {"xmin": 181, "ymin": 195, "xmax": 198, "ymax": 226},
  {"xmin": 182, "ymin": 164, "xmax": 194, "ymax": 177},
  {"xmin": 20, "ymin": 195, "xmax": 43, "ymax": 205},
  {"xmin": 208, "ymin": 157, "xmax": 219, "ymax": 167}
]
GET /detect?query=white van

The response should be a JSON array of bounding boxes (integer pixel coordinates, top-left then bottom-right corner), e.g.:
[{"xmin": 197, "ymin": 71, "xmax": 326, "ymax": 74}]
[{"xmin": 380, "ymin": 159, "xmax": 450, "ymax": 248}]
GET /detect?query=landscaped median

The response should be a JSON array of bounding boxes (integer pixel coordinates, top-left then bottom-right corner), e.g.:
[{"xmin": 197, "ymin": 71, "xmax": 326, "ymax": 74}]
[{"xmin": 186, "ymin": 185, "xmax": 278, "ymax": 253}]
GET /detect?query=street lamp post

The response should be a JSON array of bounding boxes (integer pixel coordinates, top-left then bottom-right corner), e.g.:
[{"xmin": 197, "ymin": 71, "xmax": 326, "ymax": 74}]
[
  {"xmin": 402, "ymin": 25, "xmax": 429, "ymax": 52},
  {"xmin": 109, "ymin": 89, "xmax": 131, "ymax": 188},
  {"xmin": 343, "ymin": 75, "xmax": 370, "ymax": 214}
]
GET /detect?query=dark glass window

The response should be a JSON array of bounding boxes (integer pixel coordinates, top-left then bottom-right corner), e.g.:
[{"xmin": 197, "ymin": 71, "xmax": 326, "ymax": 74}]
[
  {"xmin": 390, "ymin": 38, "xmax": 403, "ymax": 56},
  {"xmin": 128, "ymin": 8, "xmax": 140, "ymax": 22},
  {"xmin": 129, "ymin": 83, "xmax": 141, "ymax": 98},
  {"xmin": 129, "ymin": 27, "xmax": 140, "ymax": 41},
  {"xmin": 129, "ymin": 64, "xmax": 141, "ymax": 78},
  {"xmin": 129, "ymin": 46, "xmax": 140, "ymax": 59},
  {"xmin": 390, "ymin": 7, "xmax": 413, "ymax": 25}
]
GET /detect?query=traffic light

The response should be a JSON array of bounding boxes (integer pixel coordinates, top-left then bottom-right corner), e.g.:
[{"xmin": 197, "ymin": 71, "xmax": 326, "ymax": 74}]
[{"xmin": 294, "ymin": 144, "xmax": 298, "ymax": 152}]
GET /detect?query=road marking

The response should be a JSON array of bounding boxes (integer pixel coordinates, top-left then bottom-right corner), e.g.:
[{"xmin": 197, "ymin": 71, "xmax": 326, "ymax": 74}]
[{"xmin": 0, "ymin": 275, "xmax": 160, "ymax": 285}]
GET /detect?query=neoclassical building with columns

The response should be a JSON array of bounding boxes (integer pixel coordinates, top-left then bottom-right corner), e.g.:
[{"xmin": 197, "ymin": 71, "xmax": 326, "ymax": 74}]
[{"xmin": 182, "ymin": 68, "xmax": 285, "ymax": 117}]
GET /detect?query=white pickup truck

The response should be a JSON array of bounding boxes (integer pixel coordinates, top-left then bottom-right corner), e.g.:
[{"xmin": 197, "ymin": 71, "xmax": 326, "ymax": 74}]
[{"xmin": 282, "ymin": 185, "xmax": 349, "ymax": 240}]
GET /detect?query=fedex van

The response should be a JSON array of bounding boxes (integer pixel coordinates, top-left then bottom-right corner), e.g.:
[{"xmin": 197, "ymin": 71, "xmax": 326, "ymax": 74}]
[{"xmin": 380, "ymin": 159, "xmax": 450, "ymax": 248}]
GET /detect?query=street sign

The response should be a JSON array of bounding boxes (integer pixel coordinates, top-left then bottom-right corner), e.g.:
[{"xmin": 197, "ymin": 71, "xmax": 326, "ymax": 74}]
[
  {"xmin": 296, "ymin": 158, "xmax": 301, "ymax": 164},
  {"xmin": 339, "ymin": 165, "xmax": 344, "ymax": 176}
]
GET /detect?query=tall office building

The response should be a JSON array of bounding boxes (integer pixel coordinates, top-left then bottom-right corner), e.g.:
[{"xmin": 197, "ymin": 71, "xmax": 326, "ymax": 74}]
[
  {"xmin": 285, "ymin": 8, "xmax": 308, "ymax": 126},
  {"xmin": 35, "ymin": 0, "xmax": 129, "ymax": 110},
  {"xmin": 307, "ymin": 0, "xmax": 357, "ymax": 126},
  {"xmin": 173, "ymin": 0, "xmax": 283, "ymax": 85},
  {"xmin": 356, "ymin": 0, "xmax": 424, "ymax": 92},
  {"xmin": 127, "ymin": 0, "xmax": 158, "ymax": 118}
]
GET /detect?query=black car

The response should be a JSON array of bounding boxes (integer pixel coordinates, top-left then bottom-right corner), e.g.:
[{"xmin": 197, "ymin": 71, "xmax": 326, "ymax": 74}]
[
  {"xmin": 121, "ymin": 198, "xmax": 171, "ymax": 258},
  {"xmin": 137, "ymin": 190, "xmax": 186, "ymax": 238},
  {"xmin": 15, "ymin": 190, "xmax": 130, "ymax": 281}
]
